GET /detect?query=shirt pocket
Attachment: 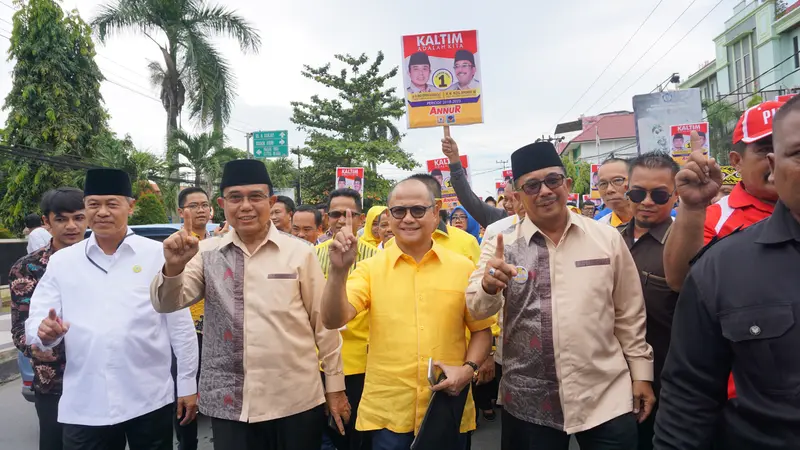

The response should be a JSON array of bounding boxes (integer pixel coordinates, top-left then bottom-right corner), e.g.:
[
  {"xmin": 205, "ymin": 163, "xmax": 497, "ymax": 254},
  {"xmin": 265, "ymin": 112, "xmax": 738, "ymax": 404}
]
[
  {"xmin": 719, "ymin": 303, "xmax": 796, "ymax": 393},
  {"xmin": 263, "ymin": 274, "xmax": 300, "ymax": 310}
]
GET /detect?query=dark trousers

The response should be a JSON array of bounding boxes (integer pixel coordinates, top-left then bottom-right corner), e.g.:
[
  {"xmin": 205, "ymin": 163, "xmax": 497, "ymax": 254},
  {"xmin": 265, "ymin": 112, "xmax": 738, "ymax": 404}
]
[
  {"xmin": 211, "ymin": 404, "xmax": 325, "ymax": 450},
  {"xmin": 172, "ymin": 333, "xmax": 202, "ymax": 450},
  {"xmin": 62, "ymin": 404, "xmax": 172, "ymax": 450},
  {"xmin": 371, "ymin": 429, "xmax": 470, "ymax": 450},
  {"xmin": 35, "ymin": 391, "xmax": 63, "ymax": 450},
  {"xmin": 323, "ymin": 373, "xmax": 371, "ymax": 450},
  {"xmin": 501, "ymin": 410, "xmax": 638, "ymax": 450},
  {"xmin": 637, "ymin": 394, "xmax": 658, "ymax": 450}
]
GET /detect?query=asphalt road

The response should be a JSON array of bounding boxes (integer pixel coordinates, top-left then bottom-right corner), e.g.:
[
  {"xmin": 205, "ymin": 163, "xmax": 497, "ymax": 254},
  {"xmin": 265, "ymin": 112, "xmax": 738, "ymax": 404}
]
[{"xmin": 0, "ymin": 378, "xmax": 520, "ymax": 450}]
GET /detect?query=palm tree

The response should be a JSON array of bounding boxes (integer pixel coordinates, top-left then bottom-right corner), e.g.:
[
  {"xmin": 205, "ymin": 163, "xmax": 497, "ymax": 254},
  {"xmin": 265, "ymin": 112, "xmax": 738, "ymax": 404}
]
[
  {"xmin": 703, "ymin": 99, "xmax": 741, "ymax": 165},
  {"xmin": 168, "ymin": 129, "xmax": 244, "ymax": 191},
  {"xmin": 91, "ymin": 0, "xmax": 261, "ymax": 135}
]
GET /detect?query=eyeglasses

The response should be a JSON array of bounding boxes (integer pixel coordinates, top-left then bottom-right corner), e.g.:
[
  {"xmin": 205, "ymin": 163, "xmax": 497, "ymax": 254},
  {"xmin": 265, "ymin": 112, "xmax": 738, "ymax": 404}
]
[
  {"xmin": 454, "ymin": 63, "xmax": 474, "ymax": 70},
  {"xmin": 519, "ymin": 174, "xmax": 565, "ymax": 196},
  {"xmin": 183, "ymin": 203, "xmax": 211, "ymax": 211},
  {"xmin": 223, "ymin": 193, "xmax": 269, "ymax": 204},
  {"xmin": 327, "ymin": 209, "xmax": 359, "ymax": 219},
  {"xmin": 596, "ymin": 177, "xmax": 626, "ymax": 191},
  {"xmin": 451, "ymin": 214, "xmax": 468, "ymax": 221},
  {"xmin": 626, "ymin": 189, "xmax": 675, "ymax": 205},
  {"xmin": 389, "ymin": 205, "xmax": 434, "ymax": 219}
]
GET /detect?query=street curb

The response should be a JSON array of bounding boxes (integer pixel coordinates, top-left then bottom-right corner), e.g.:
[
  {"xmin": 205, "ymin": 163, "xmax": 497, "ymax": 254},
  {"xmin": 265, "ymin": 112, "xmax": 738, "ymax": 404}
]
[{"xmin": 0, "ymin": 347, "xmax": 19, "ymax": 385}]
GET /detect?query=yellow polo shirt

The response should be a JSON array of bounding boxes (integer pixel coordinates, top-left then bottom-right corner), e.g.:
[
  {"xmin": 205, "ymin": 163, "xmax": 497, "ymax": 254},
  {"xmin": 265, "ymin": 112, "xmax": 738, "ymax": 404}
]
[
  {"xmin": 315, "ymin": 238, "xmax": 378, "ymax": 375},
  {"xmin": 346, "ymin": 241, "xmax": 495, "ymax": 434},
  {"xmin": 385, "ymin": 222, "xmax": 480, "ymax": 265}
]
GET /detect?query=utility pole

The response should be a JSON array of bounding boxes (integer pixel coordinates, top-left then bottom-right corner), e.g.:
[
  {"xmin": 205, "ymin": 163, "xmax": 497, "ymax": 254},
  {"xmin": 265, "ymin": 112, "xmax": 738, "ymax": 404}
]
[
  {"xmin": 245, "ymin": 132, "xmax": 253, "ymax": 159},
  {"xmin": 294, "ymin": 147, "xmax": 302, "ymax": 205},
  {"xmin": 496, "ymin": 159, "xmax": 509, "ymax": 170}
]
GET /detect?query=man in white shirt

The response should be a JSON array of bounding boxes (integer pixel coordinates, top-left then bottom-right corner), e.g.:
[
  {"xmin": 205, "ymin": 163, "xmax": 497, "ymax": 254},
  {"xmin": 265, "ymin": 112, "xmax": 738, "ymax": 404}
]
[
  {"xmin": 25, "ymin": 213, "xmax": 51, "ymax": 254},
  {"xmin": 26, "ymin": 168, "xmax": 199, "ymax": 450}
]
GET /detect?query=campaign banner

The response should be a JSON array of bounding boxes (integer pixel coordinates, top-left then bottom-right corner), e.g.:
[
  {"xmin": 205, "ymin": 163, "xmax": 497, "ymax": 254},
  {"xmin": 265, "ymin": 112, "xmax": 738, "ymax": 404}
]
[
  {"xmin": 335, "ymin": 167, "xmax": 365, "ymax": 198},
  {"xmin": 401, "ymin": 30, "xmax": 483, "ymax": 128},
  {"xmin": 582, "ymin": 194, "xmax": 602, "ymax": 207},
  {"xmin": 427, "ymin": 156, "xmax": 469, "ymax": 209},
  {"xmin": 495, "ymin": 181, "xmax": 505, "ymax": 197},
  {"xmin": 633, "ymin": 89, "xmax": 703, "ymax": 154},
  {"xmin": 720, "ymin": 166, "xmax": 742, "ymax": 185},
  {"xmin": 670, "ymin": 122, "xmax": 709, "ymax": 166},
  {"xmin": 590, "ymin": 164, "xmax": 600, "ymax": 199},
  {"xmin": 567, "ymin": 193, "xmax": 579, "ymax": 204}
]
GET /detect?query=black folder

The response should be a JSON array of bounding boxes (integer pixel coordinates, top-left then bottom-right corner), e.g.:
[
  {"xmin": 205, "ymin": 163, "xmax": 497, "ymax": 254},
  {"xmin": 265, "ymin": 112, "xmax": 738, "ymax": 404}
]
[{"xmin": 410, "ymin": 381, "xmax": 470, "ymax": 450}]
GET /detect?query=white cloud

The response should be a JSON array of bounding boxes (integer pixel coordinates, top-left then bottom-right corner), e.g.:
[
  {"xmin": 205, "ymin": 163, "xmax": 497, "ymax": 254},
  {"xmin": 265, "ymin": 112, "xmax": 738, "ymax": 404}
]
[{"xmin": 0, "ymin": 0, "xmax": 737, "ymax": 198}]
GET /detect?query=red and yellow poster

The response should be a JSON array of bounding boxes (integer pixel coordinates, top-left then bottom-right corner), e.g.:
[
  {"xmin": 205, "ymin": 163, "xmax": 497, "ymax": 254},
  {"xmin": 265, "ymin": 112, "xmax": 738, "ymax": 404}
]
[
  {"xmin": 335, "ymin": 167, "xmax": 364, "ymax": 198},
  {"xmin": 583, "ymin": 194, "xmax": 602, "ymax": 207},
  {"xmin": 567, "ymin": 193, "xmax": 579, "ymax": 204},
  {"xmin": 590, "ymin": 164, "xmax": 600, "ymax": 199},
  {"xmin": 427, "ymin": 156, "xmax": 469, "ymax": 209},
  {"xmin": 401, "ymin": 30, "xmax": 483, "ymax": 128},
  {"xmin": 670, "ymin": 122, "xmax": 709, "ymax": 166}
]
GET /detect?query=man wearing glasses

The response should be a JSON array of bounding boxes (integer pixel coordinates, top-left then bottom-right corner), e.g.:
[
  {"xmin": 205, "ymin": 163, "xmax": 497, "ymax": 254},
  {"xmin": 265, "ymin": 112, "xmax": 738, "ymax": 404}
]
[
  {"xmin": 616, "ymin": 152, "xmax": 680, "ymax": 450},
  {"xmin": 322, "ymin": 177, "xmax": 494, "ymax": 450},
  {"xmin": 448, "ymin": 50, "xmax": 480, "ymax": 91},
  {"xmin": 466, "ymin": 142, "xmax": 654, "ymax": 449},
  {"xmin": 151, "ymin": 160, "xmax": 349, "ymax": 450},
  {"xmin": 315, "ymin": 188, "xmax": 378, "ymax": 450},
  {"xmin": 595, "ymin": 157, "xmax": 633, "ymax": 227}
]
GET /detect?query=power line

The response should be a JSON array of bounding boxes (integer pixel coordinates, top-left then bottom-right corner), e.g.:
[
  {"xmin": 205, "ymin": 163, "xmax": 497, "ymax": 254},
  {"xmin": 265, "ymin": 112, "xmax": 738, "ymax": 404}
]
[
  {"xmin": 0, "ymin": 0, "xmax": 16, "ymax": 10},
  {"xmin": 104, "ymin": 78, "xmax": 162, "ymax": 104},
  {"xmin": 580, "ymin": 0, "xmax": 701, "ymax": 116},
  {"xmin": 551, "ymin": 0, "xmax": 665, "ymax": 130},
  {"xmin": 599, "ymin": 0, "xmax": 727, "ymax": 112}
]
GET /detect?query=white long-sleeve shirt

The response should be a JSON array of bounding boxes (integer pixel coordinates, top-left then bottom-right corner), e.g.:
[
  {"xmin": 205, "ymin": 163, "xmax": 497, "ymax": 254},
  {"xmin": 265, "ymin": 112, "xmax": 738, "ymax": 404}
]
[
  {"xmin": 26, "ymin": 229, "xmax": 198, "ymax": 426},
  {"xmin": 26, "ymin": 227, "xmax": 51, "ymax": 254}
]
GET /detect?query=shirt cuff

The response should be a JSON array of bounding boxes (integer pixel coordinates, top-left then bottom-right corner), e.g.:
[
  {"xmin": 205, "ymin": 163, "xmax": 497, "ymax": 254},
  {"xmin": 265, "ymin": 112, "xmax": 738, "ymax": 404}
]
[
  {"xmin": 39, "ymin": 336, "xmax": 64, "ymax": 351},
  {"xmin": 324, "ymin": 373, "xmax": 346, "ymax": 393},
  {"xmin": 628, "ymin": 359, "xmax": 654, "ymax": 382},
  {"xmin": 176, "ymin": 377, "xmax": 198, "ymax": 398},
  {"xmin": 468, "ymin": 283, "xmax": 504, "ymax": 321}
]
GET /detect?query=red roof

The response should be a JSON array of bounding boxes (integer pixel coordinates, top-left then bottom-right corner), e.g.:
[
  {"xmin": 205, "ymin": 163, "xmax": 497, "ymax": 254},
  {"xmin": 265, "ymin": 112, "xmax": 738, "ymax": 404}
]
[{"xmin": 569, "ymin": 113, "xmax": 635, "ymax": 143}]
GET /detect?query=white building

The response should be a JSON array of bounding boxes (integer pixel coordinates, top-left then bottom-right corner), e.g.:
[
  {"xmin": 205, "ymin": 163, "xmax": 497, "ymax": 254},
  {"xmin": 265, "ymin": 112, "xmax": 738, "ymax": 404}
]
[{"xmin": 558, "ymin": 112, "xmax": 637, "ymax": 164}]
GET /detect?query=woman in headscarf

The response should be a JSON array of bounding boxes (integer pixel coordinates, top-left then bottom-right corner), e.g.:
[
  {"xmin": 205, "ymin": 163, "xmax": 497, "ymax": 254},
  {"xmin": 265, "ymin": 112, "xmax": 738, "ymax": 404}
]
[
  {"xmin": 359, "ymin": 205, "xmax": 386, "ymax": 248},
  {"xmin": 449, "ymin": 205, "xmax": 481, "ymax": 244}
]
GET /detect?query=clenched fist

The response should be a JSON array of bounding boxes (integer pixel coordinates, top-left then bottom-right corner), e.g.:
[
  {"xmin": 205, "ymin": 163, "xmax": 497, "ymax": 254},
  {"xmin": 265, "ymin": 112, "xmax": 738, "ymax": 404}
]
[
  {"xmin": 441, "ymin": 137, "xmax": 461, "ymax": 164},
  {"xmin": 38, "ymin": 308, "xmax": 69, "ymax": 346},
  {"xmin": 163, "ymin": 214, "xmax": 200, "ymax": 277},
  {"xmin": 675, "ymin": 149, "xmax": 722, "ymax": 210}
]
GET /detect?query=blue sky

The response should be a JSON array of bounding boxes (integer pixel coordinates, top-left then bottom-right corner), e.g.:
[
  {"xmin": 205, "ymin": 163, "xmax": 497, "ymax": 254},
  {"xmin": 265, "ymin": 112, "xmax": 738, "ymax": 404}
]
[{"xmin": 0, "ymin": 0, "xmax": 740, "ymax": 198}]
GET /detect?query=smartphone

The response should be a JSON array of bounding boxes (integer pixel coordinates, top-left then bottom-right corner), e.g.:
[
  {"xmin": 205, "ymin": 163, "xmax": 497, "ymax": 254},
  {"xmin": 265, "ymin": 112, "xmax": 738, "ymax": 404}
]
[
  {"xmin": 327, "ymin": 413, "xmax": 341, "ymax": 433},
  {"xmin": 427, "ymin": 358, "xmax": 437, "ymax": 386}
]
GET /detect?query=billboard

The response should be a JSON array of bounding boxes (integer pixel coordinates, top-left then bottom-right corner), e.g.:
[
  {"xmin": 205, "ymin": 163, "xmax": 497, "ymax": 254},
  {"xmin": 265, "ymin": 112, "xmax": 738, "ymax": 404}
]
[
  {"xmin": 401, "ymin": 30, "xmax": 483, "ymax": 128},
  {"xmin": 632, "ymin": 89, "xmax": 703, "ymax": 154},
  {"xmin": 427, "ymin": 156, "xmax": 470, "ymax": 209},
  {"xmin": 670, "ymin": 122, "xmax": 709, "ymax": 166},
  {"xmin": 335, "ymin": 167, "xmax": 365, "ymax": 198}
]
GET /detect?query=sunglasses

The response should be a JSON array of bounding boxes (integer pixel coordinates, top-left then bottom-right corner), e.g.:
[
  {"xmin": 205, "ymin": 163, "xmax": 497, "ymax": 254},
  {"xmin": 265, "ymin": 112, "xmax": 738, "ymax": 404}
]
[
  {"xmin": 328, "ymin": 209, "xmax": 359, "ymax": 219},
  {"xmin": 519, "ymin": 174, "xmax": 565, "ymax": 196},
  {"xmin": 626, "ymin": 189, "xmax": 674, "ymax": 205},
  {"xmin": 389, "ymin": 205, "xmax": 434, "ymax": 219}
]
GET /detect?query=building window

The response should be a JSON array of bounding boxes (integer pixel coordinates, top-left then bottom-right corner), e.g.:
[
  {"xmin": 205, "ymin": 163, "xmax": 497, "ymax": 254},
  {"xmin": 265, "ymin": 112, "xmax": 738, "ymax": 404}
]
[
  {"xmin": 729, "ymin": 35, "xmax": 755, "ymax": 93},
  {"xmin": 794, "ymin": 36, "xmax": 799, "ymax": 69}
]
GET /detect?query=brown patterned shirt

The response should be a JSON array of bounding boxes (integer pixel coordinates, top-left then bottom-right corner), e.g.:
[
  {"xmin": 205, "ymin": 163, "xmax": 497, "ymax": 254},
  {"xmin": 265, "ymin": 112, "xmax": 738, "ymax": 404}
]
[{"xmin": 9, "ymin": 243, "xmax": 65, "ymax": 395}]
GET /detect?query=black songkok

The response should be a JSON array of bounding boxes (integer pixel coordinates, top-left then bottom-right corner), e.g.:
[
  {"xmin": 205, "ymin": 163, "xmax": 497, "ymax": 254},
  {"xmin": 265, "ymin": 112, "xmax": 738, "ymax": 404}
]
[
  {"xmin": 409, "ymin": 52, "xmax": 431, "ymax": 67},
  {"xmin": 220, "ymin": 159, "xmax": 272, "ymax": 194},
  {"xmin": 510, "ymin": 142, "xmax": 564, "ymax": 181},
  {"xmin": 84, "ymin": 168, "xmax": 132, "ymax": 197}
]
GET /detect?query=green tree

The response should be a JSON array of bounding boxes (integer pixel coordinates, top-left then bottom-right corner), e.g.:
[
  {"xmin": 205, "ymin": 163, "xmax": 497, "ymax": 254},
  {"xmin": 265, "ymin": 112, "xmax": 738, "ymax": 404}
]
[
  {"xmin": 0, "ymin": 0, "xmax": 110, "ymax": 232},
  {"xmin": 168, "ymin": 129, "xmax": 245, "ymax": 191},
  {"xmin": 291, "ymin": 52, "xmax": 418, "ymax": 205},
  {"xmin": 561, "ymin": 155, "xmax": 592, "ymax": 195},
  {"xmin": 746, "ymin": 94, "xmax": 763, "ymax": 108},
  {"xmin": 130, "ymin": 192, "xmax": 168, "ymax": 224},
  {"xmin": 703, "ymin": 99, "xmax": 741, "ymax": 165},
  {"xmin": 92, "ymin": 133, "xmax": 167, "ymax": 197},
  {"xmin": 92, "ymin": 0, "xmax": 261, "ymax": 135},
  {"xmin": 265, "ymin": 157, "xmax": 298, "ymax": 192}
]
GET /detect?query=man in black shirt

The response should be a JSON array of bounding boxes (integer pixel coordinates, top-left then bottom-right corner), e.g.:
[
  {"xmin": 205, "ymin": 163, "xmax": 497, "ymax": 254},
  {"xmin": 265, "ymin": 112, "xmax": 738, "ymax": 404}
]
[{"xmin": 654, "ymin": 95, "xmax": 800, "ymax": 449}]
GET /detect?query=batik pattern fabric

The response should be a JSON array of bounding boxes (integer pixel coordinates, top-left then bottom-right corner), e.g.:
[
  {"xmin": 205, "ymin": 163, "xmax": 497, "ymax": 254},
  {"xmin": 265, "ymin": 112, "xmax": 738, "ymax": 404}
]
[{"xmin": 9, "ymin": 244, "xmax": 66, "ymax": 395}]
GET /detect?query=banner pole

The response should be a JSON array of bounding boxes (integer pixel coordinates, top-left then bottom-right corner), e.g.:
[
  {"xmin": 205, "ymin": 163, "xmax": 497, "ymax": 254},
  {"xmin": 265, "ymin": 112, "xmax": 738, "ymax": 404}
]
[{"xmin": 443, "ymin": 125, "xmax": 450, "ymax": 139}]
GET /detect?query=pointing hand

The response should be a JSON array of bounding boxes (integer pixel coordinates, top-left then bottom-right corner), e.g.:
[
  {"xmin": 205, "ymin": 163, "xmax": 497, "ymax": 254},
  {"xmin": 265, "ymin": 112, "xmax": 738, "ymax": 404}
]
[
  {"xmin": 675, "ymin": 150, "xmax": 722, "ymax": 210},
  {"xmin": 38, "ymin": 308, "xmax": 69, "ymax": 346},
  {"xmin": 328, "ymin": 210, "xmax": 358, "ymax": 272},
  {"xmin": 482, "ymin": 233, "xmax": 518, "ymax": 295},
  {"xmin": 163, "ymin": 214, "xmax": 200, "ymax": 276}
]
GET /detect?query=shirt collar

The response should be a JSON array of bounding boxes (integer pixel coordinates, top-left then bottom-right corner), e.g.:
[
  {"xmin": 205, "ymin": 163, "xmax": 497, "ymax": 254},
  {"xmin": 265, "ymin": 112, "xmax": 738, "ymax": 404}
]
[
  {"xmin": 433, "ymin": 219, "xmax": 449, "ymax": 237},
  {"xmin": 728, "ymin": 182, "xmax": 775, "ymax": 213},
  {"xmin": 520, "ymin": 210, "xmax": 585, "ymax": 243},
  {"xmin": 386, "ymin": 238, "xmax": 443, "ymax": 267},
  {"xmin": 219, "ymin": 223, "xmax": 280, "ymax": 255},
  {"xmin": 622, "ymin": 217, "xmax": 672, "ymax": 245},
  {"xmin": 87, "ymin": 227, "xmax": 136, "ymax": 255},
  {"xmin": 754, "ymin": 201, "xmax": 800, "ymax": 244}
]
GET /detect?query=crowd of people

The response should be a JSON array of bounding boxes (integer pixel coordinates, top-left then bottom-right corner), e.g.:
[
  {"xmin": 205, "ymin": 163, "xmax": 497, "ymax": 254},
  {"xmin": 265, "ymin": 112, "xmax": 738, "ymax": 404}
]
[{"xmin": 7, "ymin": 97, "xmax": 800, "ymax": 450}]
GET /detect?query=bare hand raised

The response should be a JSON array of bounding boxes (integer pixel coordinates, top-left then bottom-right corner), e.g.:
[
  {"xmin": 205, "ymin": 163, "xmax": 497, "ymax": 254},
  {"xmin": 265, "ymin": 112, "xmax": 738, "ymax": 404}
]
[
  {"xmin": 163, "ymin": 214, "xmax": 200, "ymax": 276},
  {"xmin": 441, "ymin": 137, "xmax": 461, "ymax": 164},
  {"xmin": 675, "ymin": 150, "xmax": 723, "ymax": 210},
  {"xmin": 482, "ymin": 233, "xmax": 518, "ymax": 295},
  {"xmin": 38, "ymin": 308, "xmax": 69, "ymax": 346},
  {"xmin": 328, "ymin": 210, "xmax": 358, "ymax": 272}
]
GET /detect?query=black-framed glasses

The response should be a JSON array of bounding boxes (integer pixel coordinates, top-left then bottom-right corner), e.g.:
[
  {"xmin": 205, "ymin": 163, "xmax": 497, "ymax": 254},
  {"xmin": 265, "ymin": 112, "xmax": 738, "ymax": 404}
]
[
  {"xmin": 389, "ymin": 205, "xmax": 434, "ymax": 219},
  {"xmin": 223, "ymin": 193, "xmax": 269, "ymax": 204},
  {"xmin": 183, "ymin": 203, "xmax": 211, "ymax": 211},
  {"xmin": 596, "ymin": 177, "xmax": 626, "ymax": 191},
  {"xmin": 328, "ymin": 209, "xmax": 360, "ymax": 219},
  {"xmin": 626, "ymin": 189, "xmax": 675, "ymax": 205},
  {"xmin": 451, "ymin": 214, "xmax": 468, "ymax": 221},
  {"xmin": 519, "ymin": 174, "xmax": 565, "ymax": 196}
]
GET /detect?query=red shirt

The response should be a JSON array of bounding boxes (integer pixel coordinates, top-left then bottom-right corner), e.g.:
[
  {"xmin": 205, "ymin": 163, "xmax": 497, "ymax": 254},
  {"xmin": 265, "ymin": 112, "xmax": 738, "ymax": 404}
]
[{"xmin": 702, "ymin": 182, "xmax": 774, "ymax": 399}]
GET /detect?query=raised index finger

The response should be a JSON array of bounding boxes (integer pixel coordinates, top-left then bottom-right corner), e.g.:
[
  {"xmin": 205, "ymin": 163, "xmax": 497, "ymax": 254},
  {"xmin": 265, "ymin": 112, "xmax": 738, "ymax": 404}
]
[
  {"xmin": 495, "ymin": 233, "xmax": 505, "ymax": 259},
  {"xmin": 183, "ymin": 212, "xmax": 193, "ymax": 234},
  {"xmin": 345, "ymin": 209, "xmax": 353, "ymax": 233}
]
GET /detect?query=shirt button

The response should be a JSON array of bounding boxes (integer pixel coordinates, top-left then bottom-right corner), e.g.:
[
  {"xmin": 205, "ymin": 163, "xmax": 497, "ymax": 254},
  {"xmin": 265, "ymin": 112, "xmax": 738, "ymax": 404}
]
[{"xmin": 749, "ymin": 325, "xmax": 761, "ymax": 336}]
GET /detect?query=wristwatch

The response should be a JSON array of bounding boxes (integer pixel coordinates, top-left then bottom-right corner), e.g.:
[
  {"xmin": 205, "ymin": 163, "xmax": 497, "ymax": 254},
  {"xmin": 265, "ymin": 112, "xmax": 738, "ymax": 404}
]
[{"xmin": 463, "ymin": 361, "xmax": 479, "ymax": 381}]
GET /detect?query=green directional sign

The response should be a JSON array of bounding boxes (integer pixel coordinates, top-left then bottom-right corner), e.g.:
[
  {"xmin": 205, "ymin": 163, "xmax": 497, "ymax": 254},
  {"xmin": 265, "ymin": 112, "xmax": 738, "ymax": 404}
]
[{"xmin": 252, "ymin": 130, "xmax": 288, "ymax": 158}]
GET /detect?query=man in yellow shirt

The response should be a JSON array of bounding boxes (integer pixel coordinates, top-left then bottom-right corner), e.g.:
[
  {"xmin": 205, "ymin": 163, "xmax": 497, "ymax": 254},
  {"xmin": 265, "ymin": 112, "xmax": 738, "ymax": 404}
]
[
  {"xmin": 321, "ymin": 177, "xmax": 494, "ymax": 450},
  {"xmin": 315, "ymin": 188, "xmax": 377, "ymax": 450}
]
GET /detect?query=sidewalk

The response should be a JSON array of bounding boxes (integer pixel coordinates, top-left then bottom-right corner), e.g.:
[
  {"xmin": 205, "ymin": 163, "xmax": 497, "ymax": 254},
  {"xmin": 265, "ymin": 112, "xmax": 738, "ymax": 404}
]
[{"xmin": 0, "ymin": 313, "xmax": 19, "ymax": 384}]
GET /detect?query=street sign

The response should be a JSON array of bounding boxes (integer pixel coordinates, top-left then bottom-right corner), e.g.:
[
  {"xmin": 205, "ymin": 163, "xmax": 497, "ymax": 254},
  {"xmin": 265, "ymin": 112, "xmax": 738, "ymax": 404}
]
[{"xmin": 252, "ymin": 130, "xmax": 289, "ymax": 158}]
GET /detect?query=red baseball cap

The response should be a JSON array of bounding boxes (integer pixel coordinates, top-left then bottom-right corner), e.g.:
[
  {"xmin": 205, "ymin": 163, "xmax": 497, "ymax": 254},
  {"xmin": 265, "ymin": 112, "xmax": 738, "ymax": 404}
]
[{"xmin": 732, "ymin": 100, "xmax": 786, "ymax": 144}]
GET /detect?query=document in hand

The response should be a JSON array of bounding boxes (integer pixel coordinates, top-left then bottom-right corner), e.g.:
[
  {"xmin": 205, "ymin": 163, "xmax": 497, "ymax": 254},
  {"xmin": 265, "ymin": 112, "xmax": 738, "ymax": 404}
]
[{"xmin": 410, "ymin": 385, "xmax": 470, "ymax": 450}]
